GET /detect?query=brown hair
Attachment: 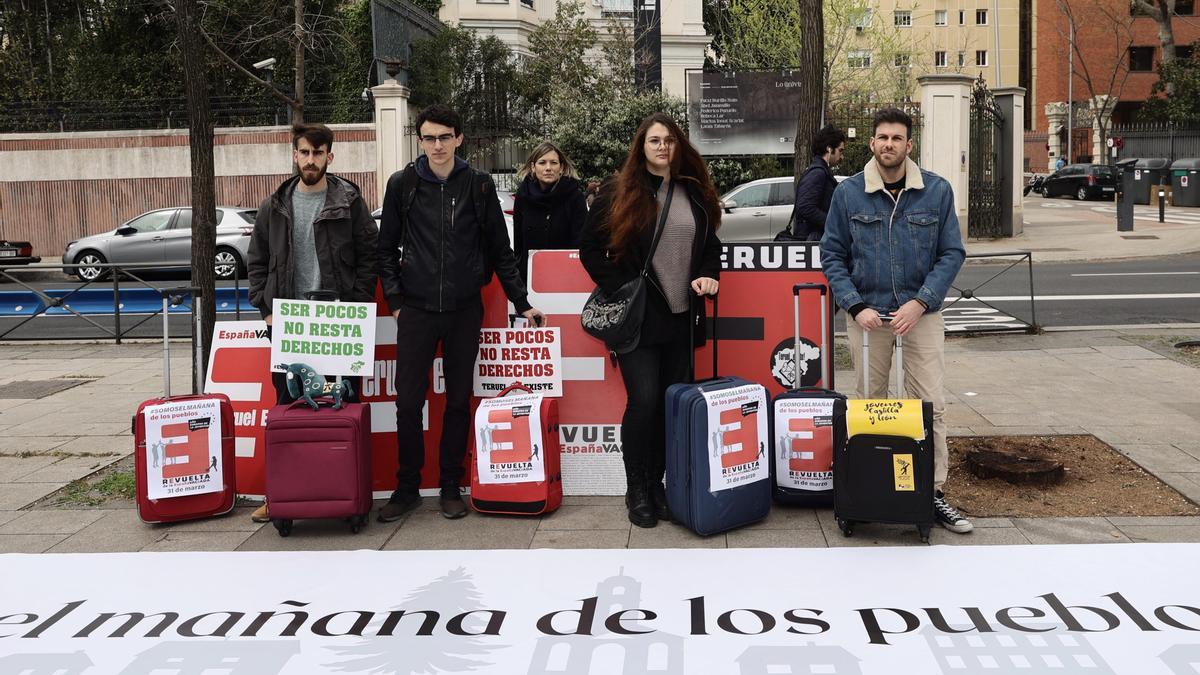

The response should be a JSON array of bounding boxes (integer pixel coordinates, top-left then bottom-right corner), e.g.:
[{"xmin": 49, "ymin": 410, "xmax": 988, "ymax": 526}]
[
  {"xmin": 292, "ymin": 123, "xmax": 334, "ymax": 150},
  {"xmin": 518, "ymin": 141, "xmax": 579, "ymax": 181},
  {"xmin": 606, "ymin": 113, "xmax": 721, "ymax": 258}
]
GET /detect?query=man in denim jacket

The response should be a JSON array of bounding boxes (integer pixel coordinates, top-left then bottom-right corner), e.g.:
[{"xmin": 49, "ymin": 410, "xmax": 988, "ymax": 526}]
[{"xmin": 820, "ymin": 107, "xmax": 972, "ymax": 534}]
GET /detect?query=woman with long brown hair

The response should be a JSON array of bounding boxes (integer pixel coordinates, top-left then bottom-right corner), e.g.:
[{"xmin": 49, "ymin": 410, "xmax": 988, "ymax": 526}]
[{"xmin": 579, "ymin": 112, "xmax": 722, "ymax": 528}]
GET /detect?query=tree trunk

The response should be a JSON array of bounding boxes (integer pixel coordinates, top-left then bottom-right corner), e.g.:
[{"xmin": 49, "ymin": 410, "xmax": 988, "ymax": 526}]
[
  {"xmin": 1155, "ymin": 0, "xmax": 1176, "ymax": 66},
  {"xmin": 174, "ymin": 0, "xmax": 217, "ymax": 393},
  {"xmin": 794, "ymin": 0, "xmax": 824, "ymax": 181},
  {"xmin": 293, "ymin": 0, "xmax": 306, "ymax": 123}
]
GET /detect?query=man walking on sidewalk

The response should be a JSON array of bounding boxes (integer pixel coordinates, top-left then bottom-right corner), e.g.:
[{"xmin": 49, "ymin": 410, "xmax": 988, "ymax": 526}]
[
  {"xmin": 820, "ymin": 107, "xmax": 972, "ymax": 534},
  {"xmin": 246, "ymin": 122, "xmax": 380, "ymax": 523},
  {"xmin": 376, "ymin": 104, "xmax": 545, "ymax": 522}
]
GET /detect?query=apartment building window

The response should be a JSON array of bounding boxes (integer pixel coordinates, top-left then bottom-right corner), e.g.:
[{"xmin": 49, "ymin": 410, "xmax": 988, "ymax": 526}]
[
  {"xmin": 519, "ymin": 0, "xmax": 533, "ymax": 6},
  {"xmin": 934, "ymin": 9, "xmax": 947, "ymax": 25},
  {"xmin": 958, "ymin": 51, "xmax": 966, "ymax": 67},
  {"xmin": 894, "ymin": 54, "xmax": 911, "ymax": 67},
  {"xmin": 975, "ymin": 50, "xmax": 988, "ymax": 66},
  {"xmin": 852, "ymin": 8, "xmax": 874, "ymax": 29},
  {"xmin": 849, "ymin": 50, "xmax": 873, "ymax": 68},
  {"xmin": 935, "ymin": 50, "xmax": 947, "ymax": 67},
  {"xmin": 976, "ymin": 8, "xmax": 988, "ymax": 24},
  {"xmin": 600, "ymin": 0, "xmax": 633, "ymax": 16},
  {"xmin": 1177, "ymin": 0, "xmax": 1194, "ymax": 14},
  {"xmin": 1129, "ymin": 46, "xmax": 1155, "ymax": 71},
  {"xmin": 894, "ymin": 10, "xmax": 912, "ymax": 26},
  {"xmin": 959, "ymin": 9, "xmax": 965, "ymax": 24},
  {"xmin": 1179, "ymin": 44, "xmax": 1196, "ymax": 60}
]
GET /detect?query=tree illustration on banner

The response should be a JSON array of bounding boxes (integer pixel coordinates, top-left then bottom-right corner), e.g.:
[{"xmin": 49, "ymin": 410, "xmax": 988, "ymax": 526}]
[{"xmin": 324, "ymin": 567, "xmax": 505, "ymax": 673}]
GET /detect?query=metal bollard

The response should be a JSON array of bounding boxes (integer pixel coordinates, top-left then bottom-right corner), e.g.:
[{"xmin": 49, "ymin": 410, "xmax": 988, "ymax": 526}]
[{"xmin": 1159, "ymin": 184, "xmax": 1166, "ymax": 223}]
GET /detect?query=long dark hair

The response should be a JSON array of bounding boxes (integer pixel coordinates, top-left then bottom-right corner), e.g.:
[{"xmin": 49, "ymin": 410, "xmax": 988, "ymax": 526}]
[{"xmin": 606, "ymin": 113, "xmax": 721, "ymax": 258}]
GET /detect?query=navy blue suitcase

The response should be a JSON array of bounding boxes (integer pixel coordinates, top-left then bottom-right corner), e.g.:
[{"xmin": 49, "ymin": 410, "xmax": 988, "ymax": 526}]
[
  {"xmin": 665, "ymin": 298, "xmax": 772, "ymax": 536},
  {"xmin": 771, "ymin": 283, "xmax": 844, "ymax": 507}
]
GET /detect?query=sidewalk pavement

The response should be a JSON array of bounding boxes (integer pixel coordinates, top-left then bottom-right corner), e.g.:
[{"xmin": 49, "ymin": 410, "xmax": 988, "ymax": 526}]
[
  {"xmin": 1, "ymin": 327, "xmax": 1198, "ymax": 554},
  {"xmin": 2, "ymin": 204, "xmax": 1197, "ymax": 553}
]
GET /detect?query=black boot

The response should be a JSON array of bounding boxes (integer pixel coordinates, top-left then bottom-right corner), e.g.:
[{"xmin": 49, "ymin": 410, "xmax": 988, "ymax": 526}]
[
  {"xmin": 649, "ymin": 481, "xmax": 671, "ymax": 522},
  {"xmin": 625, "ymin": 483, "xmax": 657, "ymax": 528}
]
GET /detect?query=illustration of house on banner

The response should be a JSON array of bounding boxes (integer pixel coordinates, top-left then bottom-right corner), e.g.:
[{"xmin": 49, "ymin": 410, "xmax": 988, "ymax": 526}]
[
  {"xmin": 923, "ymin": 626, "xmax": 1117, "ymax": 673},
  {"xmin": 0, "ymin": 651, "xmax": 93, "ymax": 674},
  {"xmin": 1160, "ymin": 644, "xmax": 1200, "ymax": 674},
  {"xmin": 121, "ymin": 641, "xmax": 301, "ymax": 674},
  {"xmin": 527, "ymin": 569, "xmax": 684, "ymax": 674},
  {"xmin": 735, "ymin": 644, "xmax": 862, "ymax": 674}
]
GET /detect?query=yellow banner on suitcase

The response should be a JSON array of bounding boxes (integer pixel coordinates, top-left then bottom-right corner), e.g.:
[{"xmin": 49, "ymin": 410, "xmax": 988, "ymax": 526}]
[{"xmin": 846, "ymin": 399, "xmax": 926, "ymax": 440}]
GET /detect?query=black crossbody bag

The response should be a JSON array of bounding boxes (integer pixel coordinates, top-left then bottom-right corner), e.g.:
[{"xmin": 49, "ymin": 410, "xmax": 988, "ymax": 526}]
[{"xmin": 580, "ymin": 180, "xmax": 675, "ymax": 354}]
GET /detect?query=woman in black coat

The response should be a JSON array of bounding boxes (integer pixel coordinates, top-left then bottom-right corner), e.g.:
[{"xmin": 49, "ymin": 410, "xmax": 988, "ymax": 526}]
[
  {"xmin": 512, "ymin": 141, "xmax": 589, "ymax": 278},
  {"xmin": 579, "ymin": 113, "xmax": 722, "ymax": 528}
]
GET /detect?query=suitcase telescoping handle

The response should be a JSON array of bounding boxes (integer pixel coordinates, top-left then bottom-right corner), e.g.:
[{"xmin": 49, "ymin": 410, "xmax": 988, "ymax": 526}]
[
  {"xmin": 688, "ymin": 293, "xmax": 720, "ymax": 382},
  {"xmin": 793, "ymin": 283, "xmax": 830, "ymax": 389},
  {"xmin": 160, "ymin": 287, "xmax": 203, "ymax": 398},
  {"xmin": 862, "ymin": 314, "xmax": 903, "ymax": 397},
  {"xmin": 498, "ymin": 382, "xmax": 532, "ymax": 397}
]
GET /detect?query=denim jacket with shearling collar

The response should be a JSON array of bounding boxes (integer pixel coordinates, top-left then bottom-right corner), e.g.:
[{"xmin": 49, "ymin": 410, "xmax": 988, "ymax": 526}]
[{"xmin": 819, "ymin": 157, "xmax": 965, "ymax": 314}]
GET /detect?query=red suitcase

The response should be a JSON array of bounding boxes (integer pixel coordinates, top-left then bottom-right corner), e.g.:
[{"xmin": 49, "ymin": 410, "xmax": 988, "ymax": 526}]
[
  {"xmin": 470, "ymin": 383, "xmax": 562, "ymax": 515},
  {"xmin": 133, "ymin": 290, "xmax": 237, "ymax": 524},
  {"xmin": 263, "ymin": 400, "xmax": 372, "ymax": 536}
]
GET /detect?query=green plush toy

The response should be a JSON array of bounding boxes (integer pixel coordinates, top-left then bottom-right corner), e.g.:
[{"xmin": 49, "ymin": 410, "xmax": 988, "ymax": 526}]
[{"xmin": 277, "ymin": 362, "xmax": 354, "ymax": 410}]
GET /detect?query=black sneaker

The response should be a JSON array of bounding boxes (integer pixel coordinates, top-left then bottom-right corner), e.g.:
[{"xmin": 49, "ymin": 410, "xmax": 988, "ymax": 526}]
[
  {"xmin": 377, "ymin": 493, "xmax": 421, "ymax": 523},
  {"xmin": 439, "ymin": 487, "xmax": 468, "ymax": 519},
  {"xmin": 934, "ymin": 492, "xmax": 973, "ymax": 533}
]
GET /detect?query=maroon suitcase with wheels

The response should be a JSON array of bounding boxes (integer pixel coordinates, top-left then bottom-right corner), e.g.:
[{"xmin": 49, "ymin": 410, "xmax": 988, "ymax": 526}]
[
  {"xmin": 469, "ymin": 383, "xmax": 562, "ymax": 516},
  {"xmin": 133, "ymin": 289, "xmax": 237, "ymax": 524},
  {"xmin": 264, "ymin": 400, "xmax": 372, "ymax": 536}
]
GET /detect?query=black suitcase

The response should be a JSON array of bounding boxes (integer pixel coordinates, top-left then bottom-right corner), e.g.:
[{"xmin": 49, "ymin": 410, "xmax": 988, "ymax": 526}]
[
  {"xmin": 770, "ymin": 283, "xmax": 845, "ymax": 507},
  {"xmin": 833, "ymin": 323, "xmax": 935, "ymax": 542}
]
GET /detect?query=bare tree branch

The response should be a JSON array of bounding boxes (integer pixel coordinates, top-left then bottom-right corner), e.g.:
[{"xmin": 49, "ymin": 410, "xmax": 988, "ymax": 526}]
[{"xmin": 198, "ymin": 23, "xmax": 298, "ymax": 109}]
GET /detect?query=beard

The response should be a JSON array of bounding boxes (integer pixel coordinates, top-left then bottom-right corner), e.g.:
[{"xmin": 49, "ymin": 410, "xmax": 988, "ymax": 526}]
[
  {"xmin": 297, "ymin": 163, "xmax": 327, "ymax": 186},
  {"xmin": 873, "ymin": 148, "xmax": 906, "ymax": 170}
]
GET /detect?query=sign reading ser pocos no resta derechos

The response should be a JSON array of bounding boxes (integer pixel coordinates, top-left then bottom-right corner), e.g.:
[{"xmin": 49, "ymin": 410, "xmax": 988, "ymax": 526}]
[
  {"xmin": 474, "ymin": 327, "xmax": 563, "ymax": 397},
  {"xmin": 269, "ymin": 299, "xmax": 377, "ymax": 377}
]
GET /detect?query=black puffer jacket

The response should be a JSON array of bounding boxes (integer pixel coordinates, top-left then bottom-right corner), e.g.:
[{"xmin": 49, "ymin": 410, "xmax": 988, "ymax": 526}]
[
  {"xmin": 792, "ymin": 156, "xmax": 837, "ymax": 241},
  {"xmin": 513, "ymin": 175, "xmax": 588, "ymax": 276},
  {"xmin": 377, "ymin": 156, "xmax": 530, "ymax": 314},
  {"xmin": 579, "ymin": 172, "xmax": 722, "ymax": 347},
  {"xmin": 247, "ymin": 174, "xmax": 379, "ymax": 319}
]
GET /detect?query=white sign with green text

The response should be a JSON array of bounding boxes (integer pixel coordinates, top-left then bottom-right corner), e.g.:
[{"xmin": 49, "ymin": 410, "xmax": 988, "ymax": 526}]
[{"xmin": 269, "ymin": 299, "xmax": 376, "ymax": 377}]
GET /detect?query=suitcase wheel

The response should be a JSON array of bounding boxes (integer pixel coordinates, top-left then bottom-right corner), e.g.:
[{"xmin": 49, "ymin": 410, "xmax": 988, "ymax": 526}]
[
  {"xmin": 918, "ymin": 525, "xmax": 931, "ymax": 544},
  {"xmin": 272, "ymin": 519, "xmax": 293, "ymax": 537},
  {"xmin": 837, "ymin": 519, "xmax": 854, "ymax": 538},
  {"xmin": 349, "ymin": 514, "xmax": 368, "ymax": 534}
]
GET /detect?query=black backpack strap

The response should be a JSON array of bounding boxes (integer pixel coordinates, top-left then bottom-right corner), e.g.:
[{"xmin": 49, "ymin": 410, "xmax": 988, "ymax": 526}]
[{"xmin": 397, "ymin": 163, "xmax": 418, "ymax": 255}]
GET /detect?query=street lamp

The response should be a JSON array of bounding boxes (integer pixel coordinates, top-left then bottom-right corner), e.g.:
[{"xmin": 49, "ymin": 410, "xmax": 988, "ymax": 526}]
[{"xmin": 253, "ymin": 58, "xmax": 278, "ymax": 126}]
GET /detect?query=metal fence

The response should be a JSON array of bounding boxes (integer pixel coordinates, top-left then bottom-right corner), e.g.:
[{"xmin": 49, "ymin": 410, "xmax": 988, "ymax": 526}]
[
  {"xmin": 0, "ymin": 93, "xmax": 373, "ymax": 133},
  {"xmin": 824, "ymin": 100, "xmax": 923, "ymax": 173},
  {"xmin": 1111, "ymin": 123, "xmax": 1200, "ymax": 161}
]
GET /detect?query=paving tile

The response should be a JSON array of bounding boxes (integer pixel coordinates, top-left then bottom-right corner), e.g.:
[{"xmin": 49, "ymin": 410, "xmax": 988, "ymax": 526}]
[
  {"xmin": 1012, "ymin": 518, "xmax": 1131, "ymax": 545},
  {"xmin": 1113, "ymin": 445, "xmax": 1200, "ymax": 474},
  {"xmin": 1157, "ymin": 473, "xmax": 1200, "ymax": 503},
  {"xmin": 1107, "ymin": 516, "xmax": 1200, "ymax": 527},
  {"xmin": 726, "ymin": 529, "xmax": 828, "ymax": 548},
  {"xmin": 384, "ymin": 509, "xmax": 539, "ymax": 551},
  {"xmin": 628, "ymin": 522, "xmax": 726, "ymax": 549},
  {"xmin": 46, "ymin": 511, "xmax": 164, "ymax": 553},
  {"xmin": 15, "ymin": 455, "xmax": 121, "ymax": 484},
  {"xmin": 0, "ymin": 437, "xmax": 74, "ymax": 454},
  {"xmin": 741, "ymin": 507, "xmax": 822, "ymax": 530},
  {"xmin": 237, "ymin": 517, "xmax": 395, "ymax": 552},
  {"xmin": 928, "ymin": 527, "xmax": 1030, "ymax": 546},
  {"xmin": 140, "ymin": 530, "xmax": 255, "ymax": 552},
  {"xmin": 51, "ymin": 436, "xmax": 132, "ymax": 456},
  {"xmin": 1093, "ymin": 345, "xmax": 1165, "ymax": 360},
  {"xmin": 562, "ymin": 495, "xmax": 624, "ymax": 506},
  {"xmin": 0, "ymin": 455, "xmax": 62, "ymax": 482},
  {"xmin": 158, "ymin": 506, "xmax": 266, "ymax": 533},
  {"xmin": 0, "ymin": 482, "xmax": 60, "ymax": 510},
  {"xmin": 530, "ymin": 529, "xmax": 631, "ymax": 549},
  {"xmin": 0, "ymin": 534, "xmax": 70, "ymax": 553},
  {"xmin": 1113, "ymin": 526, "xmax": 1200, "ymax": 543},
  {"xmin": 0, "ymin": 509, "xmax": 106, "ymax": 535},
  {"xmin": 538, "ymin": 505, "xmax": 631, "ymax": 531}
]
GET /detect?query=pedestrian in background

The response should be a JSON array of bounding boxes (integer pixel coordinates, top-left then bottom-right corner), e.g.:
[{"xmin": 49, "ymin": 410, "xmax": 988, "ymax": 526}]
[
  {"xmin": 512, "ymin": 141, "xmax": 588, "ymax": 278},
  {"xmin": 579, "ymin": 113, "xmax": 722, "ymax": 529},
  {"xmin": 790, "ymin": 125, "xmax": 846, "ymax": 241}
]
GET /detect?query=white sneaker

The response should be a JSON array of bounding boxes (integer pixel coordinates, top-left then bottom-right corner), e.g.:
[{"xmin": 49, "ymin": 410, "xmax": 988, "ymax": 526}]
[{"xmin": 934, "ymin": 492, "xmax": 973, "ymax": 533}]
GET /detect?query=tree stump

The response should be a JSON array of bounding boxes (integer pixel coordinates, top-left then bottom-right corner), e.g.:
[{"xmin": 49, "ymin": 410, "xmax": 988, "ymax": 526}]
[{"xmin": 965, "ymin": 449, "xmax": 1065, "ymax": 487}]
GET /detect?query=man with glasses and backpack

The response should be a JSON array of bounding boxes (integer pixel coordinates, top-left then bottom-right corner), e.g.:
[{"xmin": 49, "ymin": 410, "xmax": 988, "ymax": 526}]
[{"xmin": 376, "ymin": 104, "xmax": 545, "ymax": 522}]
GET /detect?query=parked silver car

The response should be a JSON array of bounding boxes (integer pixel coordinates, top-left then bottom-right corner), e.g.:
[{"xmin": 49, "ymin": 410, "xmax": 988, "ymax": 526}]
[
  {"xmin": 719, "ymin": 177, "xmax": 796, "ymax": 241},
  {"xmin": 63, "ymin": 207, "xmax": 257, "ymax": 281}
]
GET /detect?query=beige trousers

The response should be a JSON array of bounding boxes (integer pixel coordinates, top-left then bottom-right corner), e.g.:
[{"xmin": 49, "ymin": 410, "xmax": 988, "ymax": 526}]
[{"xmin": 846, "ymin": 311, "xmax": 948, "ymax": 488}]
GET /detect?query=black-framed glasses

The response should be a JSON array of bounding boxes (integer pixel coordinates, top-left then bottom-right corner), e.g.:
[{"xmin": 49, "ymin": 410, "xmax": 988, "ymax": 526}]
[{"xmin": 420, "ymin": 134, "xmax": 456, "ymax": 145}]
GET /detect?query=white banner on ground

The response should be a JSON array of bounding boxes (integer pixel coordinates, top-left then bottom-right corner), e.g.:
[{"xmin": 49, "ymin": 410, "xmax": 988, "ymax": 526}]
[
  {"xmin": 3, "ymin": 545, "xmax": 1200, "ymax": 673},
  {"xmin": 701, "ymin": 383, "xmax": 769, "ymax": 492},
  {"xmin": 474, "ymin": 327, "xmax": 563, "ymax": 397},
  {"xmin": 269, "ymin": 299, "xmax": 377, "ymax": 376},
  {"xmin": 140, "ymin": 398, "xmax": 225, "ymax": 500},
  {"xmin": 473, "ymin": 392, "xmax": 546, "ymax": 484},
  {"xmin": 773, "ymin": 397, "xmax": 835, "ymax": 491}
]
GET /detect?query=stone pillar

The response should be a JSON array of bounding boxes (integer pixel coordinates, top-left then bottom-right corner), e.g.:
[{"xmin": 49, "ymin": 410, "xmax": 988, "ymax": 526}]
[
  {"xmin": 994, "ymin": 87, "xmax": 1026, "ymax": 237},
  {"xmin": 1044, "ymin": 102, "xmax": 1069, "ymax": 167},
  {"xmin": 372, "ymin": 76, "xmax": 412, "ymax": 204},
  {"xmin": 1090, "ymin": 95, "xmax": 1114, "ymax": 163},
  {"xmin": 918, "ymin": 74, "xmax": 974, "ymax": 239}
]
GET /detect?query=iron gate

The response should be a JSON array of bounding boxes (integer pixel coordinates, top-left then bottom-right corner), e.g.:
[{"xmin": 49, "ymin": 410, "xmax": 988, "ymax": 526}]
[{"xmin": 968, "ymin": 77, "xmax": 1004, "ymax": 239}]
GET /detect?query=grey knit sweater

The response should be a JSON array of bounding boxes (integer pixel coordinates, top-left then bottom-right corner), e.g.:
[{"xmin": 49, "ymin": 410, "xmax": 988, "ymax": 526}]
[{"xmin": 651, "ymin": 180, "xmax": 696, "ymax": 314}]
